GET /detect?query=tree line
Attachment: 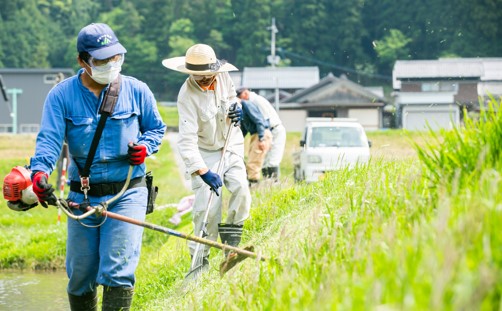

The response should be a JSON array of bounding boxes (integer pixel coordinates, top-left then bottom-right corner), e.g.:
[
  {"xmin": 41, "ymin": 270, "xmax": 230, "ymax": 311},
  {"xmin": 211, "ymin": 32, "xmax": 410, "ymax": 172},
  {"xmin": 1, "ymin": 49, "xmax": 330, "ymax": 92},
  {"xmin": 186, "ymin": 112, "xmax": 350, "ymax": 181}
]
[{"xmin": 0, "ymin": 0, "xmax": 500, "ymax": 100}]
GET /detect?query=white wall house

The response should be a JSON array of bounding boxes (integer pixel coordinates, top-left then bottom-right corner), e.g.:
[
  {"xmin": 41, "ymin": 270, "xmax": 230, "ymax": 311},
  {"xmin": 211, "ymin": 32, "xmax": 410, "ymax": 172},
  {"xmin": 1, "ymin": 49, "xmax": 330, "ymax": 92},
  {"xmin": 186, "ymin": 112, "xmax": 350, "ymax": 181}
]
[
  {"xmin": 393, "ymin": 58, "xmax": 502, "ymax": 131},
  {"xmin": 280, "ymin": 73, "xmax": 387, "ymax": 132}
]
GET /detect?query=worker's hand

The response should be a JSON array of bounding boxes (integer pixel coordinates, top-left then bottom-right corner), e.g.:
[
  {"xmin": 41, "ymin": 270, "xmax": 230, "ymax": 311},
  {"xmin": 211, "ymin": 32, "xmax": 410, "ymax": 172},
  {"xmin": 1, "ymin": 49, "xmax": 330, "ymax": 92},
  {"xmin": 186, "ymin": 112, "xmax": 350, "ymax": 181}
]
[
  {"xmin": 32, "ymin": 172, "xmax": 57, "ymax": 208},
  {"xmin": 228, "ymin": 102, "xmax": 242, "ymax": 126},
  {"xmin": 200, "ymin": 169, "xmax": 223, "ymax": 196},
  {"xmin": 127, "ymin": 143, "xmax": 147, "ymax": 165},
  {"xmin": 258, "ymin": 140, "xmax": 268, "ymax": 151}
]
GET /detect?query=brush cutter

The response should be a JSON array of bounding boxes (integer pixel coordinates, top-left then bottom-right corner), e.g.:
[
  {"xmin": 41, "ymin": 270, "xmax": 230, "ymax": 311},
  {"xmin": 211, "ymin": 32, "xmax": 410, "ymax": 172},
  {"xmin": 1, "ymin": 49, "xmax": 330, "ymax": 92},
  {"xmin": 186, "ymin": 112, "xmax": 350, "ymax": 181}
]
[
  {"xmin": 2, "ymin": 165, "xmax": 265, "ymax": 276},
  {"xmin": 187, "ymin": 123, "xmax": 234, "ymax": 280}
]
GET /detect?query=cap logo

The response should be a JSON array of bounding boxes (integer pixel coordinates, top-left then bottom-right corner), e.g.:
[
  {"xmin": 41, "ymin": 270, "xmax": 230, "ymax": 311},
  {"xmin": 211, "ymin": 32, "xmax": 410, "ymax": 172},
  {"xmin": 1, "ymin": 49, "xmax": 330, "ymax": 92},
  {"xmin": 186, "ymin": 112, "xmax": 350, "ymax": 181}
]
[{"xmin": 97, "ymin": 34, "xmax": 113, "ymax": 46}]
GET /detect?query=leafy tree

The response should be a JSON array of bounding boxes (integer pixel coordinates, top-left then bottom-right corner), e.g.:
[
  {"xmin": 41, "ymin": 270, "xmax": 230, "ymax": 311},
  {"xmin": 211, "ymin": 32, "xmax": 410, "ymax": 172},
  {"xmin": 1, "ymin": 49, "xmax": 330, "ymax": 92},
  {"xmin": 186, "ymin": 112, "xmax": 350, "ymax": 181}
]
[
  {"xmin": 373, "ymin": 29, "xmax": 412, "ymax": 73},
  {"xmin": 227, "ymin": 0, "xmax": 272, "ymax": 67},
  {"xmin": 282, "ymin": 0, "xmax": 368, "ymax": 80},
  {"xmin": 167, "ymin": 18, "xmax": 196, "ymax": 57},
  {"xmin": 97, "ymin": 2, "xmax": 158, "ymax": 92},
  {"xmin": 0, "ymin": 0, "xmax": 500, "ymax": 100},
  {"xmin": 0, "ymin": 0, "xmax": 56, "ymax": 68}
]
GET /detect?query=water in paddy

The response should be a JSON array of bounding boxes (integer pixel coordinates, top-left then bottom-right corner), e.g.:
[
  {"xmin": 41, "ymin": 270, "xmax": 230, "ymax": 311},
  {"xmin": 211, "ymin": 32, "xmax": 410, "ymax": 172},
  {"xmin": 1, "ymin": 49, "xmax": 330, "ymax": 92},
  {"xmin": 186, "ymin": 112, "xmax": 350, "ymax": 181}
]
[{"xmin": 0, "ymin": 270, "xmax": 69, "ymax": 310}]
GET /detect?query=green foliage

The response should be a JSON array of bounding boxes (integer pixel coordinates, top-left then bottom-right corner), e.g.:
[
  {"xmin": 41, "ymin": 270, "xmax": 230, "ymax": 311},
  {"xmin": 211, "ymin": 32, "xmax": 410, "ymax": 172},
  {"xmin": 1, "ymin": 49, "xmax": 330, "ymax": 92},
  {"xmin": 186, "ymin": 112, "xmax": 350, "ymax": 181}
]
[
  {"xmin": 1, "ymin": 0, "xmax": 501, "ymax": 99},
  {"xmin": 373, "ymin": 29, "xmax": 412, "ymax": 68},
  {"xmin": 137, "ymin": 157, "xmax": 501, "ymax": 310},
  {"xmin": 157, "ymin": 105, "xmax": 179, "ymax": 129},
  {"xmin": 415, "ymin": 98, "xmax": 502, "ymax": 191},
  {"xmin": 167, "ymin": 18, "xmax": 196, "ymax": 57}
]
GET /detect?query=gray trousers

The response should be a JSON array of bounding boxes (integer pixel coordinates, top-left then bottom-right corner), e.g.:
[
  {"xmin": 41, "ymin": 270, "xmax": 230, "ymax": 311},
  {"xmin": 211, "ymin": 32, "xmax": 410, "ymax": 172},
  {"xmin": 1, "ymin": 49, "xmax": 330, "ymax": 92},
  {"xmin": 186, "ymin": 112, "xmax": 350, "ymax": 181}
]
[{"xmin": 189, "ymin": 149, "xmax": 251, "ymax": 257}]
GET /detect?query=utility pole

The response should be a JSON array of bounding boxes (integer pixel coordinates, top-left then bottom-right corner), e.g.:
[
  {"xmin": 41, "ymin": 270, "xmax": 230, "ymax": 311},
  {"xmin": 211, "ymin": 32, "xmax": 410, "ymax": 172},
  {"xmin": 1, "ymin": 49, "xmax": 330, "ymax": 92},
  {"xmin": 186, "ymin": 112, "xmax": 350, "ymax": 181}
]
[
  {"xmin": 7, "ymin": 88, "xmax": 22, "ymax": 134},
  {"xmin": 0, "ymin": 75, "xmax": 8, "ymax": 102},
  {"xmin": 267, "ymin": 17, "xmax": 280, "ymax": 111}
]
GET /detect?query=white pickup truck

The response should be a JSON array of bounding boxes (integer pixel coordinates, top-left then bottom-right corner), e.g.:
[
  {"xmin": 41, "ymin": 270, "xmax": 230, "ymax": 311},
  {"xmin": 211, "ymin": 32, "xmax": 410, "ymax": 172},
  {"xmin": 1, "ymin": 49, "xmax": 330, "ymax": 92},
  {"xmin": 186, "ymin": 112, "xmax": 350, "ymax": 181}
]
[{"xmin": 293, "ymin": 118, "xmax": 371, "ymax": 182}]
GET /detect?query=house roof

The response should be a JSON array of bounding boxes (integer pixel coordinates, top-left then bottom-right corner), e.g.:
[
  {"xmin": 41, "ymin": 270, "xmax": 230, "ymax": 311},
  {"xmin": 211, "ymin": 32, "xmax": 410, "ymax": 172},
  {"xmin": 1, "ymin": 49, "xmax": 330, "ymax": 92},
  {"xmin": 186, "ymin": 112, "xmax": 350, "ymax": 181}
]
[
  {"xmin": 281, "ymin": 73, "xmax": 386, "ymax": 108},
  {"xmin": 393, "ymin": 58, "xmax": 502, "ymax": 89},
  {"xmin": 239, "ymin": 66, "xmax": 319, "ymax": 89}
]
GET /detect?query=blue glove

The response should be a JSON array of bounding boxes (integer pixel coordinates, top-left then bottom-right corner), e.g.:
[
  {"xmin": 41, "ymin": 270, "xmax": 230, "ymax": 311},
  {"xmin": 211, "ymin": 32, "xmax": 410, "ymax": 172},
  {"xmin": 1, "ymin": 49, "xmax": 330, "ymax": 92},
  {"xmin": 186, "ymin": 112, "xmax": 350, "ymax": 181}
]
[
  {"xmin": 200, "ymin": 169, "xmax": 223, "ymax": 196},
  {"xmin": 228, "ymin": 102, "xmax": 242, "ymax": 126}
]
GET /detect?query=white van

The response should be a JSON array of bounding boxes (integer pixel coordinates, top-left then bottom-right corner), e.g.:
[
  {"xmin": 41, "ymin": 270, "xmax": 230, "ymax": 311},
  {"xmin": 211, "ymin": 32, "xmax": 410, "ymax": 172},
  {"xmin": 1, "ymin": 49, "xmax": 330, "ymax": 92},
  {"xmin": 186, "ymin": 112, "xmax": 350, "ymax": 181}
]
[{"xmin": 293, "ymin": 118, "xmax": 371, "ymax": 182}]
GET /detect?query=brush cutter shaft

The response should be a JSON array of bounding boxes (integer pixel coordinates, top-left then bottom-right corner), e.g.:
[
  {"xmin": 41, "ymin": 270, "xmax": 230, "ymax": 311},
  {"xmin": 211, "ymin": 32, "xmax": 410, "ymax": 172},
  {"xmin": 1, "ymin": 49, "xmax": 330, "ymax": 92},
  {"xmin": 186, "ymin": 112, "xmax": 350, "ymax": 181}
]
[
  {"xmin": 103, "ymin": 210, "xmax": 266, "ymax": 261},
  {"xmin": 51, "ymin": 162, "xmax": 265, "ymax": 262},
  {"xmin": 192, "ymin": 124, "xmax": 235, "ymax": 268}
]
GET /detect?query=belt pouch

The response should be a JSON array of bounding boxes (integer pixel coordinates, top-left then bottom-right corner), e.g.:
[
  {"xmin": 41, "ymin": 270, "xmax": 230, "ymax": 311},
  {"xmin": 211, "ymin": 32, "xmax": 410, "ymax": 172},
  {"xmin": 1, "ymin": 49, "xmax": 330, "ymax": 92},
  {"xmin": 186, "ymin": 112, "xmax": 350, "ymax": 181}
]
[{"xmin": 145, "ymin": 171, "xmax": 158, "ymax": 214}]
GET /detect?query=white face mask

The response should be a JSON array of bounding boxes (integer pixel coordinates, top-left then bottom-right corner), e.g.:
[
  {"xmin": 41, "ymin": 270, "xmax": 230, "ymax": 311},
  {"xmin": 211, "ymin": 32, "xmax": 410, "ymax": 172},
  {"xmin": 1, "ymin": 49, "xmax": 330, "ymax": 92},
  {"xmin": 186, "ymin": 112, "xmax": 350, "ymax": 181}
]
[{"xmin": 86, "ymin": 55, "xmax": 124, "ymax": 85}]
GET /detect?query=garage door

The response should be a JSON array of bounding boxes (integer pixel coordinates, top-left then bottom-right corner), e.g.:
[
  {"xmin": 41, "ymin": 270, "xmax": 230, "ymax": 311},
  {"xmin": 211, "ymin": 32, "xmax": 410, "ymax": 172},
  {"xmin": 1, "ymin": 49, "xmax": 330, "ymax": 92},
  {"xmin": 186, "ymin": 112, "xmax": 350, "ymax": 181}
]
[{"xmin": 403, "ymin": 105, "xmax": 459, "ymax": 131}]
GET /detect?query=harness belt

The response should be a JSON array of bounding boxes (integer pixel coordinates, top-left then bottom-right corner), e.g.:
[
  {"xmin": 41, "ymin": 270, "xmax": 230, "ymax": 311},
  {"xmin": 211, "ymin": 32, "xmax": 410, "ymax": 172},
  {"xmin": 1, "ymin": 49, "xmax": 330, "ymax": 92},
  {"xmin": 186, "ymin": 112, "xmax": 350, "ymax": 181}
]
[{"xmin": 70, "ymin": 177, "xmax": 146, "ymax": 197}]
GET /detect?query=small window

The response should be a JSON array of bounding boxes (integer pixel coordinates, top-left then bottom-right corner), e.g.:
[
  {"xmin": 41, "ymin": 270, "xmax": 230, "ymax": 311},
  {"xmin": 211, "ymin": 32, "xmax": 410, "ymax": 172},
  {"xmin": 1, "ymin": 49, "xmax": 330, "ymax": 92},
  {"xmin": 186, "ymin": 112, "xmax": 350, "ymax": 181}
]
[
  {"xmin": 421, "ymin": 82, "xmax": 439, "ymax": 92},
  {"xmin": 309, "ymin": 126, "xmax": 365, "ymax": 148},
  {"xmin": 0, "ymin": 124, "xmax": 13, "ymax": 133},
  {"xmin": 421, "ymin": 81, "xmax": 458, "ymax": 92},
  {"xmin": 43, "ymin": 74, "xmax": 58, "ymax": 84},
  {"xmin": 20, "ymin": 124, "xmax": 40, "ymax": 133}
]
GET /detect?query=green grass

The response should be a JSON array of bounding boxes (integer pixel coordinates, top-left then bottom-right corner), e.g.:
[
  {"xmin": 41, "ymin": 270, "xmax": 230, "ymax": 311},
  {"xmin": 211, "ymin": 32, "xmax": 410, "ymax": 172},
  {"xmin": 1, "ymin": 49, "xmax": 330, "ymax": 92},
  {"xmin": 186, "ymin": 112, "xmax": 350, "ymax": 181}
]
[{"xmin": 1, "ymin": 103, "xmax": 500, "ymax": 310}]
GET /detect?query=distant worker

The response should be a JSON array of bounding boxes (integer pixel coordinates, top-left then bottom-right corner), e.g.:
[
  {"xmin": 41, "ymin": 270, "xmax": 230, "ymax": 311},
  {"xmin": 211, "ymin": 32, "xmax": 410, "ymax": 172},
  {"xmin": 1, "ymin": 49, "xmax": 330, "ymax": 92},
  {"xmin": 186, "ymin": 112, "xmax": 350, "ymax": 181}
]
[
  {"xmin": 239, "ymin": 99, "xmax": 272, "ymax": 186},
  {"xmin": 237, "ymin": 87, "xmax": 286, "ymax": 182}
]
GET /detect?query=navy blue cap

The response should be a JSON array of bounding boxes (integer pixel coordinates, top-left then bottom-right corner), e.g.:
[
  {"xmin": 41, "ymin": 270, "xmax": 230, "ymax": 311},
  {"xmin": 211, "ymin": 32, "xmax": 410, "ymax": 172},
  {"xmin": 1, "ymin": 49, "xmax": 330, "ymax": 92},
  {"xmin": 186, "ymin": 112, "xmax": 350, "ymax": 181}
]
[{"xmin": 77, "ymin": 23, "xmax": 127, "ymax": 60}]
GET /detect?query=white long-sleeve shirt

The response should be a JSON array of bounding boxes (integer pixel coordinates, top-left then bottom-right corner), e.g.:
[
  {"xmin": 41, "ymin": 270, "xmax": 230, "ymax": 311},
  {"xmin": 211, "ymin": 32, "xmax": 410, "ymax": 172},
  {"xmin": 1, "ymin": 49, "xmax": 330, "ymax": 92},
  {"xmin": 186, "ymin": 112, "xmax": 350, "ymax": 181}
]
[
  {"xmin": 177, "ymin": 72, "xmax": 244, "ymax": 175},
  {"xmin": 248, "ymin": 91, "xmax": 282, "ymax": 128}
]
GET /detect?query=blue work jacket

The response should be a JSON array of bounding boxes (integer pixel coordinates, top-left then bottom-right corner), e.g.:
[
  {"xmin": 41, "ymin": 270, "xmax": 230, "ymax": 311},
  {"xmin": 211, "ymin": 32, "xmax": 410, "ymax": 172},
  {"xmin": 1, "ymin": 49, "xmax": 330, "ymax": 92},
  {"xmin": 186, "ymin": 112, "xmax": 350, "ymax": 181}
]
[
  {"xmin": 240, "ymin": 100, "xmax": 268, "ymax": 140},
  {"xmin": 30, "ymin": 69, "xmax": 166, "ymax": 184}
]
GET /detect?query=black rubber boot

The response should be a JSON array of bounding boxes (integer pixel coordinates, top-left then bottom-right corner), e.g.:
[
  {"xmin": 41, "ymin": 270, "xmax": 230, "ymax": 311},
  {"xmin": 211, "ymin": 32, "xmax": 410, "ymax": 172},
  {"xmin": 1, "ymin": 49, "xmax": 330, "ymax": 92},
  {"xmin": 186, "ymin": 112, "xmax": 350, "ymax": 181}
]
[
  {"xmin": 269, "ymin": 166, "xmax": 279, "ymax": 182},
  {"xmin": 102, "ymin": 286, "xmax": 134, "ymax": 311},
  {"xmin": 262, "ymin": 167, "xmax": 271, "ymax": 179},
  {"xmin": 218, "ymin": 223, "xmax": 243, "ymax": 257},
  {"xmin": 68, "ymin": 290, "xmax": 98, "ymax": 311},
  {"xmin": 248, "ymin": 179, "xmax": 259, "ymax": 187}
]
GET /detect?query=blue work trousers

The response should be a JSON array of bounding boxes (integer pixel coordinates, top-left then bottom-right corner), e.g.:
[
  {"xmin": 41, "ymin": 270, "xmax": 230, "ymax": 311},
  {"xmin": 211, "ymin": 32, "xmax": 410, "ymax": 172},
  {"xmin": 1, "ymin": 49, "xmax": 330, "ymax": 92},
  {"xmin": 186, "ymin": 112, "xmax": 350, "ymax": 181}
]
[{"xmin": 65, "ymin": 187, "xmax": 147, "ymax": 296}]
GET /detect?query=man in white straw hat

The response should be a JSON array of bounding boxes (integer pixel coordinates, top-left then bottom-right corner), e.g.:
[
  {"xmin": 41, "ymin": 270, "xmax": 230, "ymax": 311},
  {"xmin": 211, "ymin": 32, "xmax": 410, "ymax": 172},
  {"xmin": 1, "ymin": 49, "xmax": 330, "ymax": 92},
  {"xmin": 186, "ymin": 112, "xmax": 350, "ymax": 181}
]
[{"xmin": 162, "ymin": 44, "xmax": 251, "ymax": 274}]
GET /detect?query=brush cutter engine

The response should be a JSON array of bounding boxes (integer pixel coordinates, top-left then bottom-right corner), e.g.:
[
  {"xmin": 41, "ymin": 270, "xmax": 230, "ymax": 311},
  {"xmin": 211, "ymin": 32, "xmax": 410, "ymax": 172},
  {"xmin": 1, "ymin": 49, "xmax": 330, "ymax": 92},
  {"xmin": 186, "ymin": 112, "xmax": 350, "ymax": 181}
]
[{"xmin": 3, "ymin": 166, "xmax": 39, "ymax": 211}]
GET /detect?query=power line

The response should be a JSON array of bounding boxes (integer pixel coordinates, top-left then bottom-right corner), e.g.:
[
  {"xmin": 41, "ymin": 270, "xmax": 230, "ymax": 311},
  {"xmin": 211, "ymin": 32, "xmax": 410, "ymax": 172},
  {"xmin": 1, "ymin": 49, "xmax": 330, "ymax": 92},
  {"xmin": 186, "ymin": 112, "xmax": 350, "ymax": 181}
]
[{"xmin": 278, "ymin": 48, "xmax": 392, "ymax": 81}]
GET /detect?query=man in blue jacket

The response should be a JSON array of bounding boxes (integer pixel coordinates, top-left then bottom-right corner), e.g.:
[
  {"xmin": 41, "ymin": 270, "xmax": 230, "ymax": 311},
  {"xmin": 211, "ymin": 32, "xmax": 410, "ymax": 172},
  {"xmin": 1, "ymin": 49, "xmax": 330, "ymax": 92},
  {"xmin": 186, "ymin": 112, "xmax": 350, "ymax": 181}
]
[
  {"xmin": 29, "ymin": 23, "xmax": 166, "ymax": 311},
  {"xmin": 239, "ymin": 100, "xmax": 272, "ymax": 185}
]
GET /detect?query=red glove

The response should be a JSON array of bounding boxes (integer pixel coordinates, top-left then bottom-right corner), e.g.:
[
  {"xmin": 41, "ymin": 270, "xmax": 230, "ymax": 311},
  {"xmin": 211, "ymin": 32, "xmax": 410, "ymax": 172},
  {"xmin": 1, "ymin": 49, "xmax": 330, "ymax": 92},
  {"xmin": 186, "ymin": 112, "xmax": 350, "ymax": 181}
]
[
  {"xmin": 127, "ymin": 143, "xmax": 147, "ymax": 165},
  {"xmin": 32, "ymin": 171, "xmax": 57, "ymax": 208}
]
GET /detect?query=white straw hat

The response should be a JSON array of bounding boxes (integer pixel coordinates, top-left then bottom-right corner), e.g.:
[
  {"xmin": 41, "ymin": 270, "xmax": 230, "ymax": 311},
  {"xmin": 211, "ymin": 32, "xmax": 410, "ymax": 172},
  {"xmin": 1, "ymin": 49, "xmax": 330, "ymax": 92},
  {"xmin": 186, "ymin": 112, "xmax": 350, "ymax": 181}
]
[{"xmin": 162, "ymin": 44, "xmax": 238, "ymax": 75}]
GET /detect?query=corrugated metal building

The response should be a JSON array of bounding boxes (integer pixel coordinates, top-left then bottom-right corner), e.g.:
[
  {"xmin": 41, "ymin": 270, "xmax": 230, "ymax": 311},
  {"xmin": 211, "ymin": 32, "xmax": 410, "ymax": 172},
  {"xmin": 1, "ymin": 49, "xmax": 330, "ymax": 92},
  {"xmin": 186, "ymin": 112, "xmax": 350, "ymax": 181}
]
[
  {"xmin": 0, "ymin": 68, "xmax": 74, "ymax": 134},
  {"xmin": 230, "ymin": 66, "xmax": 320, "ymax": 99}
]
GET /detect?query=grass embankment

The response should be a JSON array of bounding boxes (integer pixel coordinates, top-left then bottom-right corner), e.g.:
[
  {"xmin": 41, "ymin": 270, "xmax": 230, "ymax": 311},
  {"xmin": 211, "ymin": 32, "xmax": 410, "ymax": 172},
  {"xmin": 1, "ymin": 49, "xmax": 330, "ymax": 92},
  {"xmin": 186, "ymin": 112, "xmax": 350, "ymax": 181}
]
[
  {"xmin": 1, "ymin": 103, "xmax": 500, "ymax": 309},
  {"xmin": 134, "ymin": 105, "xmax": 500, "ymax": 309}
]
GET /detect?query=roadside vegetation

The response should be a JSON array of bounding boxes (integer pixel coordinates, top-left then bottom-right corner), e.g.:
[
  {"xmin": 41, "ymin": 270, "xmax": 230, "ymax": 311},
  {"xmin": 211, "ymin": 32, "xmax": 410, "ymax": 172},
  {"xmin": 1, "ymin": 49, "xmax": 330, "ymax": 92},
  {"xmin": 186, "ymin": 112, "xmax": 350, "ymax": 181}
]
[{"xmin": 0, "ymin": 102, "xmax": 500, "ymax": 309}]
